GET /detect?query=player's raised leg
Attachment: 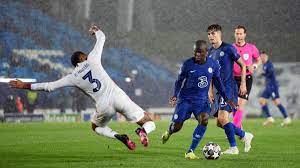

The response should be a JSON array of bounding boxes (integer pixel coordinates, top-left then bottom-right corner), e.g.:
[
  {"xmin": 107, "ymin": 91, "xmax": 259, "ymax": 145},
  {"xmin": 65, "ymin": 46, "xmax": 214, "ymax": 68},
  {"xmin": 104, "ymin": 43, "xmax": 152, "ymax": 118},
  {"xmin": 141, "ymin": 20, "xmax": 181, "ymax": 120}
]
[
  {"xmin": 162, "ymin": 99, "xmax": 190, "ymax": 144},
  {"xmin": 91, "ymin": 112, "xmax": 136, "ymax": 150},
  {"xmin": 135, "ymin": 112, "xmax": 156, "ymax": 147}
]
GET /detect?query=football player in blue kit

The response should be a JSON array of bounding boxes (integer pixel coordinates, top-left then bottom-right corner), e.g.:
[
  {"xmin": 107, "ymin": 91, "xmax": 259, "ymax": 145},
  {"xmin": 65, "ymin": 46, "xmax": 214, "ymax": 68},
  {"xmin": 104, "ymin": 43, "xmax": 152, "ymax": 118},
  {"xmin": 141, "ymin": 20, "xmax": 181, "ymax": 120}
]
[
  {"xmin": 207, "ymin": 24, "xmax": 253, "ymax": 154},
  {"xmin": 259, "ymin": 51, "xmax": 291, "ymax": 126},
  {"xmin": 161, "ymin": 40, "xmax": 237, "ymax": 159}
]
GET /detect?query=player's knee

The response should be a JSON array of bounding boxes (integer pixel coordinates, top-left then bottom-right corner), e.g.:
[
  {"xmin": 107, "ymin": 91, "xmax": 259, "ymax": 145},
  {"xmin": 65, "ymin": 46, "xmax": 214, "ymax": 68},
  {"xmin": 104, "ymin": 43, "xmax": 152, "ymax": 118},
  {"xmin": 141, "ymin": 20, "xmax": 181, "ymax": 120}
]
[
  {"xmin": 199, "ymin": 113, "xmax": 209, "ymax": 126},
  {"xmin": 273, "ymin": 99, "xmax": 281, "ymax": 105},
  {"xmin": 217, "ymin": 117, "xmax": 228, "ymax": 126},
  {"xmin": 259, "ymin": 98, "xmax": 266, "ymax": 106}
]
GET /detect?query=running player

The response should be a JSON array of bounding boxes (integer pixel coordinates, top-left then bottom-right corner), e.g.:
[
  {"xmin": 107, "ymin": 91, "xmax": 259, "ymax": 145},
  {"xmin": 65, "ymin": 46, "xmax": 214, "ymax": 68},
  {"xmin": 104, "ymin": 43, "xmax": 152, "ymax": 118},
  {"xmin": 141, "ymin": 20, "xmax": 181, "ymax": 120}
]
[
  {"xmin": 232, "ymin": 25, "xmax": 261, "ymax": 128},
  {"xmin": 161, "ymin": 40, "xmax": 237, "ymax": 159},
  {"xmin": 9, "ymin": 25, "xmax": 156, "ymax": 150},
  {"xmin": 259, "ymin": 51, "xmax": 291, "ymax": 126},
  {"xmin": 207, "ymin": 24, "xmax": 253, "ymax": 154}
]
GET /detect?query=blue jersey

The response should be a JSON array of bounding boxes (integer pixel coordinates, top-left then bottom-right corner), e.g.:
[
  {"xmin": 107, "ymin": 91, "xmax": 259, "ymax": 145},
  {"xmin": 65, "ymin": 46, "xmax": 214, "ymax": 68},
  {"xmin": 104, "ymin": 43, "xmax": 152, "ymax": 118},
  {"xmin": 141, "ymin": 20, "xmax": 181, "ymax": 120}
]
[
  {"xmin": 173, "ymin": 57, "xmax": 227, "ymax": 101},
  {"xmin": 262, "ymin": 60, "xmax": 278, "ymax": 88},
  {"xmin": 207, "ymin": 42, "xmax": 240, "ymax": 100}
]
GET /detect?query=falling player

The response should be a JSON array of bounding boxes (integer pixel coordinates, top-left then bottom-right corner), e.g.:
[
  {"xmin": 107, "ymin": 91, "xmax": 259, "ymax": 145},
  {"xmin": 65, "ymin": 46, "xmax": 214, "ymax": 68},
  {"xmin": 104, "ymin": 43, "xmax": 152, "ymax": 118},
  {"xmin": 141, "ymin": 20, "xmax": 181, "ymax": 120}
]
[
  {"xmin": 232, "ymin": 25, "xmax": 261, "ymax": 129},
  {"xmin": 259, "ymin": 51, "xmax": 291, "ymax": 126},
  {"xmin": 207, "ymin": 24, "xmax": 253, "ymax": 154},
  {"xmin": 9, "ymin": 25, "xmax": 156, "ymax": 150},
  {"xmin": 161, "ymin": 40, "xmax": 237, "ymax": 159}
]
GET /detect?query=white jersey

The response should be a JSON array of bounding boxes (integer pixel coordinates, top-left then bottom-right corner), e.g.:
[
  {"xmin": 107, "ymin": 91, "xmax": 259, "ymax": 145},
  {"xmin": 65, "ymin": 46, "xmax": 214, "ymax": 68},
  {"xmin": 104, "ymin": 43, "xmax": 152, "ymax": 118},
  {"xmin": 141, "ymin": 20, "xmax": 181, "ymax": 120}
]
[{"xmin": 31, "ymin": 30, "xmax": 145, "ymax": 124}]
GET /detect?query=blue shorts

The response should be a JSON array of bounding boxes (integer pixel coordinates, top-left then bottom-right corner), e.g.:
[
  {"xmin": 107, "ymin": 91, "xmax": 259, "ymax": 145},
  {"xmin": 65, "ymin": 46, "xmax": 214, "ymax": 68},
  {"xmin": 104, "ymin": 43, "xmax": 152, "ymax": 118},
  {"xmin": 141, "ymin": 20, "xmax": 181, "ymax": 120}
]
[
  {"xmin": 261, "ymin": 87, "xmax": 280, "ymax": 100},
  {"xmin": 212, "ymin": 85, "xmax": 238, "ymax": 117},
  {"xmin": 172, "ymin": 99, "xmax": 210, "ymax": 123}
]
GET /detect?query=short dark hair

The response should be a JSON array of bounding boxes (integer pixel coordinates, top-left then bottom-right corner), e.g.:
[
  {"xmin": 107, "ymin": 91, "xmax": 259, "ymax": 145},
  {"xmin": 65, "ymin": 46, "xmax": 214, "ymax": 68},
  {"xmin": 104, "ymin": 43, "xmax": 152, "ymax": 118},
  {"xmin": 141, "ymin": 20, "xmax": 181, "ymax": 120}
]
[
  {"xmin": 194, "ymin": 40, "xmax": 207, "ymax": 51},
  {"xmin": 207, "ymin": 24, "xmax": 222, "ymax": 32},
  {"xmin": 235, "ymin": 25, "xmax": 247, "ymax": 33},
  {"xmin": 71, "ymin": 51, "xmax": 85, "ymax": 67}
]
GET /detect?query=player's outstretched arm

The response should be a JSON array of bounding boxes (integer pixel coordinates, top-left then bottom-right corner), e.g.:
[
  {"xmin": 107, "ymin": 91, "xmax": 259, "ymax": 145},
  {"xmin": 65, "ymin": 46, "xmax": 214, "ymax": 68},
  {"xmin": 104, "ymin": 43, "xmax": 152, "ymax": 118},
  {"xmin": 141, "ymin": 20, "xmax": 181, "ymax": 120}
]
[
  {"xmin": 88, "ymin": 25, "xmax": 106, "ymax": 63},
  {"xmin": 9, "ymin": 79, "xmax": 31, "ymax": 90},
  {"xmin": 10, "ymin": 75, "xmax": 74, "ymax": 92}
]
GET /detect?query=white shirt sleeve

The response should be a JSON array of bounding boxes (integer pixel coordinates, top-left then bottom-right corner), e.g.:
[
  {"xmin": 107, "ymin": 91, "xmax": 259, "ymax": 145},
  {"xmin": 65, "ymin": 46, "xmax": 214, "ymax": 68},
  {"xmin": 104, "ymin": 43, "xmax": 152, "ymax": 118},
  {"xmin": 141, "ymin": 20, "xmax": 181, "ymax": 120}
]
[
  {"xmin": 88, "ymin": 30, "xmax": 106, "ymax": 64},
  {"xmin": 31, "ymin": 74, "xmax": 75, "ymax": 92}
]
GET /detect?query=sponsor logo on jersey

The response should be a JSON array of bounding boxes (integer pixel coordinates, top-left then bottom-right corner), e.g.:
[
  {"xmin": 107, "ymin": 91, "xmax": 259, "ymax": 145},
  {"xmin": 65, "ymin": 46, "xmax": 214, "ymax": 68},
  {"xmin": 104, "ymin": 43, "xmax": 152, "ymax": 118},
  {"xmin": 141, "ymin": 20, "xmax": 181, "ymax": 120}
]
[
  {"xmin": 198, "ymin": 76, "xmax": 208, "ymax": 88},
  {"xmin": 208, "ymin": 67, "xmax": 213, "ymax": 73}
]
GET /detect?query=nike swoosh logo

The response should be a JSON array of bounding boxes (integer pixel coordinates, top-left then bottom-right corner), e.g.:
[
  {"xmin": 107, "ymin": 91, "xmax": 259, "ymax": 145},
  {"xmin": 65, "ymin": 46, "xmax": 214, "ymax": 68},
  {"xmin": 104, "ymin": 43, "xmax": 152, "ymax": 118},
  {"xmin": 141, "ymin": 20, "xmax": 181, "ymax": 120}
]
[{"xmin": 190, "ymin": 70, "xmax": 196, "ymax": 73}]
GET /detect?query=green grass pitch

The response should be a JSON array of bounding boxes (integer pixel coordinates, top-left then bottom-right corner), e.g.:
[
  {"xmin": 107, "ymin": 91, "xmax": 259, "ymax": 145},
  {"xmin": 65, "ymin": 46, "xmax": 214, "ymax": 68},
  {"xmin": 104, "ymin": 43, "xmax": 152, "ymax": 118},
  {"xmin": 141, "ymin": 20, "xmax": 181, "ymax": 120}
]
[{"xmin": 0, "ymin": 119, "xmax": 299, "ymax": 168}]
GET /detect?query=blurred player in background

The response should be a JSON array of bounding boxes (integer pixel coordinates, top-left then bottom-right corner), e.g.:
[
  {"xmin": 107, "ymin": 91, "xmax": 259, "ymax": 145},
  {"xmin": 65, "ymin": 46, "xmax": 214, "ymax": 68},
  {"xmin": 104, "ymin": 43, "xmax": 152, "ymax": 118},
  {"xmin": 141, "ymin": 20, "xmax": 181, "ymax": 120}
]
[
  {"xmin": 232, "ymin": 25, "xmax": 261, "ymax": 129},
  {"xmin": 259, "ymin": 51, "xmax": 291, "ymax": 126},
  {"xmin": 161, "ymin": 40, "xmax": 237, "ymax": 159},
  {"xmin": 9, "ymin": 25, "xmax": 156, "ymax": 150},
  {"xmin": 207, "ymin": 24, "xmax": 253, "ymax": 154}
]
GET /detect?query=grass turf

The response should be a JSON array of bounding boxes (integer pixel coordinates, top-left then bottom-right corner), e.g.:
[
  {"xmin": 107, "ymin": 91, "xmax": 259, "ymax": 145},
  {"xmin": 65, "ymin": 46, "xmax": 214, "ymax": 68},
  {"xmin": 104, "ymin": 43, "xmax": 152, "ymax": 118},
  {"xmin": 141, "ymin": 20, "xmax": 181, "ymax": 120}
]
[{"xmin": 0, "ymin": 119, "xmax": 299, "ymax": 168}]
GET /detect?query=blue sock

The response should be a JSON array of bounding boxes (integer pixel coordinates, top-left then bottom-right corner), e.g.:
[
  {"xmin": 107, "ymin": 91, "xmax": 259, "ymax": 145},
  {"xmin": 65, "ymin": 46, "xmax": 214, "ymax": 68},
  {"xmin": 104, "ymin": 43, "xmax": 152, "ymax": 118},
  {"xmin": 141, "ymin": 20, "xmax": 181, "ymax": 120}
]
[
  {"xmin": 223, "ymin": 122, "xmax": 237, "ymax": 147},
  {"xmin": 262, "ymin": 105, "xmax": 271, "ymax": 118},
  {"xmin": 188, "ymin": 124, "xmax": 207, "ymax": 152},
  {"xmin": 232, "ymin": 124, "xmax": 245, "ymax": 138},
  {"xmin": 277, "ymin": 104, "xmax": 288, "ymax": 118}
]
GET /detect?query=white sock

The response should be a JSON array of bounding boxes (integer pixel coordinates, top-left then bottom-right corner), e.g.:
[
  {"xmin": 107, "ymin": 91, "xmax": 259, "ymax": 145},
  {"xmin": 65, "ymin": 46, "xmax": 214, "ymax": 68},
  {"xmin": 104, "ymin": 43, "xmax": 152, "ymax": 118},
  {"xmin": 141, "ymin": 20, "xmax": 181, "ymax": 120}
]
[
  {"xmin": 95, "ymin": 126, "xmax": 118, "ymax": 139},
  {"xmin": 142, "ymin": 121, "xmax": 156, "ymax": 134}
]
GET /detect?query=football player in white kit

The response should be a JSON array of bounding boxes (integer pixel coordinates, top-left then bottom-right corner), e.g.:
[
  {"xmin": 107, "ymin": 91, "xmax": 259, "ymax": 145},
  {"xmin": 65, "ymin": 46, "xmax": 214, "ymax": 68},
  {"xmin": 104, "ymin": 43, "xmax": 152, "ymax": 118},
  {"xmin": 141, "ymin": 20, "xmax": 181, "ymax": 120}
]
[{"xmin": 9, "ymin": 25, "xmax": 156, "ymax": 150}]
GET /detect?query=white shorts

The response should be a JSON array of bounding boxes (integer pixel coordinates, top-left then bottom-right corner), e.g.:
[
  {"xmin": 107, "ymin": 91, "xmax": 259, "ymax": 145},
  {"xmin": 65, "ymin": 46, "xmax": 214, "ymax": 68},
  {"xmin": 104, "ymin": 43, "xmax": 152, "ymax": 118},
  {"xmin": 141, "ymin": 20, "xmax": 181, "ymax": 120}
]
[{"xmin": 91, "ymin": 89, "xmax": 145, "ymax": 127}]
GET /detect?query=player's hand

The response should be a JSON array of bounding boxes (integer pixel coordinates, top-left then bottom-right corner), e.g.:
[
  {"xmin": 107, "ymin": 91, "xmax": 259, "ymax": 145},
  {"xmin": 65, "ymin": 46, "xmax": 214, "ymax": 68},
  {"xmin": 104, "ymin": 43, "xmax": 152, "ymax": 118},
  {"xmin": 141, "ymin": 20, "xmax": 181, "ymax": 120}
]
[
  {"xmin": 208, "ymin": 92, "xmax": 214, "ymax": 104},
  {"xmin": 226, "ymin": 100, "xmax": 238, "ymax": 110},
  {"xmin": 239, "ymin": 82, "xmax": 247, "ymax": 96},
  {"xmin": 89, "ymin": 25, "xmax": 100, "ymax": 35},
  {"xmin": 246, "ymin": 65, "xmax": 254, "ymax": 74},
  {"xmin": 9, "ymin": 79, "xmax": 26, "ymax": 89},
  {"xmin": 169, "ymin": 96, "xmax": 177, "ymax": 107}
]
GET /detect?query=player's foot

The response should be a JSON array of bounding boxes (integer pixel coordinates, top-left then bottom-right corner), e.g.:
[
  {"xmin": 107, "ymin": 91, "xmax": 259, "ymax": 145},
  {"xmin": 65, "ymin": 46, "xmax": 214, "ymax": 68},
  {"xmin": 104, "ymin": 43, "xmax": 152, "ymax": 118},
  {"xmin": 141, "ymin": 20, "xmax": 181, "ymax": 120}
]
[
  {"xmin": 241, "ymin": 132, "xmax": 254, "ymax": 152},
  {"xmin": 115, "ymin": 134, "xmax": 136, "ymax": 150},
  {"xmin": 263, "ymin": 117, "xmax": 275, "ymax": 126},
  {"xmin": 222, "ymin": 146, "xmax": 239, "ymax": 155},
  {"xmin": 185, "ymin": 150, "xmax": 199, "ymax": 160},
  {"xmin": 135, "ymin": 128, "xmax": 149, "ymax": 147},
  {"xmin": 161, "ymin": 131, "xmax": 171, "ymax": 144},
  {"xmin": 281, "ymin": 117, "xmax": 291, "ymax": 127}
]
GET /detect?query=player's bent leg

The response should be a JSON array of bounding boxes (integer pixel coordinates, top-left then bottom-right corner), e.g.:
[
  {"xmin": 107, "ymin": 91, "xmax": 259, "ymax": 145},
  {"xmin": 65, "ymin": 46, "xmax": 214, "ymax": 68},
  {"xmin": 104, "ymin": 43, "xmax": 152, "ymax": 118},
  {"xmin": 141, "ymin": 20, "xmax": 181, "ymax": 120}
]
[
  {"xmin": 218, "ymin": 110, "xmax": 239, "ymax": 155},
  {"xmin": 186, "ymin": 113, "xmax": 208, "ymax": 159},
  {"xmin": 162, "ymin": 122, "xmax": 183, "ymax": 144},
  {"xmin": 135, "ymin": 112, "xmax": 156, "ymax": 147},
  {"xmin": 91, "ymin": 122, "xmax": 136, "ymax": 150}
]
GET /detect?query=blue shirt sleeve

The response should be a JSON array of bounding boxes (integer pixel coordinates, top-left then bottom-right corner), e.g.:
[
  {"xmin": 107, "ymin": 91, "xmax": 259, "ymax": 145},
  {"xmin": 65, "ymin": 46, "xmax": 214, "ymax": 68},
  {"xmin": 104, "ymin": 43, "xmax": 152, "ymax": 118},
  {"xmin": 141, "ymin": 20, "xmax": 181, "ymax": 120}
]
[
  {"xmin": 230, "ymin": 45, "xmax": 240, "ymax": 62},
  {"xmin": 212, "ymin": 60, "xmax": 228, "ymax": 101},
  {"xmin": 173, "ymin": 61, "xmax": 188, "ymax": 97}
]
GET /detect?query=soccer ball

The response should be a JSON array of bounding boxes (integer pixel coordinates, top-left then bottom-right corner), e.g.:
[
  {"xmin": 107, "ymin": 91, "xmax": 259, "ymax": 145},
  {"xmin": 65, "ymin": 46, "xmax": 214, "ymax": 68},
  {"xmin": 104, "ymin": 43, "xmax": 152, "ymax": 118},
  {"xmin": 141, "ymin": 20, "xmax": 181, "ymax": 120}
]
[{"xmin": 202, "ymin": 142, "xmax": 221, "ymax": 160}]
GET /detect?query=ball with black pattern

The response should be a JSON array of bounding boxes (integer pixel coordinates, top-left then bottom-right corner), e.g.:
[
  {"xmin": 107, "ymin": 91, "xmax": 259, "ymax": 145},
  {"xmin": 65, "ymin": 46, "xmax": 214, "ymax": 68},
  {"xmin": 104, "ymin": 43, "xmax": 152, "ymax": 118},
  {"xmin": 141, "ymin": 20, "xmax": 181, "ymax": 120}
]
[{"xmin": 202, "ymin": 142, "xmax": 221, "ymax": 160}]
